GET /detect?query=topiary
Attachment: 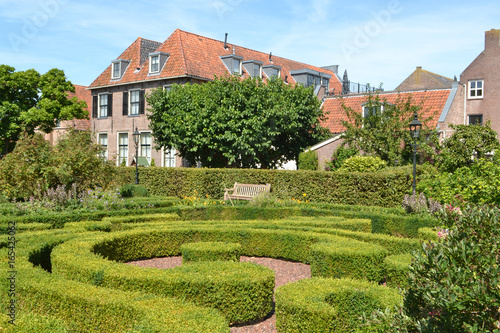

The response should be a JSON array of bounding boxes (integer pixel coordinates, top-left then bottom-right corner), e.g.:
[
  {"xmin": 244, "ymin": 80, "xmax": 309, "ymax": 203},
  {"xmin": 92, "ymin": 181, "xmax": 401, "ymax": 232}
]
[{"xmin": 337, "ymin": 155, "xmax": 387, "ymax": 172}]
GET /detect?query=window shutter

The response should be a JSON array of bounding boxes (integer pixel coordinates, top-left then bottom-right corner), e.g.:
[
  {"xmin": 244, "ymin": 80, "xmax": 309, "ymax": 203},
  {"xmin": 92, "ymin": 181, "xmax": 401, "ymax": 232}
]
[
  {"xmin": 92, "ymin": 95, "xmax": 98, "ymax": 118},
  {"xmin": 139, "ymin": 90, "xmax": 145, "ymax": 114},
  {"xmin": 122, "ymin": 91, "xmax": 128, "ymax": 115},
  {"xmin": 107, "ymin": 93, "xmax": 113, "ymax": 117}
]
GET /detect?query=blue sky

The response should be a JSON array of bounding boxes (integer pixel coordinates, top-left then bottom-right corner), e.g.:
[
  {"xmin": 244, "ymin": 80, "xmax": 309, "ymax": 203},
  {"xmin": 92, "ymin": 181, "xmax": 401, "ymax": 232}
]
[{"xmin": 1, "ymin": 0, "xmax": 499, "ymax": 90}]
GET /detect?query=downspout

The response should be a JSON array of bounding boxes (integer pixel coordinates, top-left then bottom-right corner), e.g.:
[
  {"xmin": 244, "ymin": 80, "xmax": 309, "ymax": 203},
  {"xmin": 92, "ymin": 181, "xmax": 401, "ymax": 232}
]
[{"xmin": 462, "ymin": 82, "xmax": 467, "ymax": 124}]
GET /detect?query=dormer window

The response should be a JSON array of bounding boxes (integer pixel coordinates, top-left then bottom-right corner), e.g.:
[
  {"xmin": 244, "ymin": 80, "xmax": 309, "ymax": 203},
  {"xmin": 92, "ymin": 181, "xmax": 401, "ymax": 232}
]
[
  {"xmin": 111, "ymin": 59, "xmax": 130, "ymax": 80},
  {"xmin": 148, "ymin": 52, "xmax": 169, "ymax": 75},
  {"xmin": 220, "ymin": 55, "xmax": 243, "ymax": 75},
  {"xmin": 262, "ymin": 65, "xmax": 281, "ymax": 79},
  {"xmin": 362, "ymin": 102, "xmax": 391, "ymax": 128},
  {"xmin": 150, "ymin": 55, "xmax": 159, "ymax": 73},
  {"xmin": 290, "ymin": 69, "xmax": 332, "ymax": 89},
  {"xmin": 243, "ymin": 60, "xmax": 263, "ymax": 78}
]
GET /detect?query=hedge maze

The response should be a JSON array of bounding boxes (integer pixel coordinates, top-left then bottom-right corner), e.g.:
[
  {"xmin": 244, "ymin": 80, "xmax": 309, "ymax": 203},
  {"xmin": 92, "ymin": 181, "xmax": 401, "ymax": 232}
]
[{"xmin": 0, "ymin": 205, "xmax": 432, "ymax": 332}]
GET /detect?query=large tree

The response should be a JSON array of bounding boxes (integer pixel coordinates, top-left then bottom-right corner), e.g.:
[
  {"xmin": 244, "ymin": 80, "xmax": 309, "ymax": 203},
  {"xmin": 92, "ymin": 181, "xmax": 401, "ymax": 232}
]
[
  {"xmin": 0, "ymin": 65, "xmax": 88, "ymax": 154},
  {"xmin": 340, "ymin": 93, "xmax": 439, "ymax": 166},
  {"xmin": 147, "ymin": 76, "xmax": 329, "ymax": 168}
]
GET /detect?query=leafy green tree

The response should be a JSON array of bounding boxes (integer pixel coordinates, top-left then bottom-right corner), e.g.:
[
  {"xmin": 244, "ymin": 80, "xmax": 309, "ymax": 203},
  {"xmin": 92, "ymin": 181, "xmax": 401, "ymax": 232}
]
[
  {"xmin": 147, "ymin": 76, "xmax": 329, "ymax": 168},
  {"xmin": 298, "ymin": 150, "xmax": 318, "ymax": 170},
  {"xmin": 0, "ymin": 130, "xmax": 115, "ymax": 200},
  {"xmin": 437, "ymin": 122, "xmax": 499, "ymax": 172},
  {"xmin": 0, "ymin": 65, "xmax": 88, "ymax": 154},
  {"xmin": 340, "ymin": 93, "xmax": 439, "ymax": 166}
]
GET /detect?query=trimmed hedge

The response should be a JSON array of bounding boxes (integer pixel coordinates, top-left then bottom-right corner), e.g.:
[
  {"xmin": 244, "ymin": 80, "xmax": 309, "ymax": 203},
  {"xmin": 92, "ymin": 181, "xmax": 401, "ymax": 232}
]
[
  {"xmin": 384, "ymin": 253, "xmax": 412, "ymax": 289},
  {"xmin": 181, "ymin": 241, "xmax": 242, "ymax": 263},
  {"xmin": 275, "ymin": 277, "xmax": 402, "ymax": 332},
  {"xmin": 310, "ymin": 241, "xmax": 388, "ymax": 282},
  {"xmin": 116, "ymin": 165, "xmax": 426, "ymax": 207},
  {"xmin": 51, "ymin": 231, "xmax": 275, "ymax": 324},
  {"xmin": 0, "ymin": 233, "xmax": 229, "ymax": 333}
]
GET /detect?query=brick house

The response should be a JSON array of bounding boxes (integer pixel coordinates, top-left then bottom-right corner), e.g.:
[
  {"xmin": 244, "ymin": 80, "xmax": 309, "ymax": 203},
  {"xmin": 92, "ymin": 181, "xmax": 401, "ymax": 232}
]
[
  {"xmin": 311, "ymin": 84, "xmax": 465, "ymax": 170},
  {"xmin": 44, "ymin": 84, "xmax": 91, "ymax": 145},
  {"xmin": 88, "ymin": 29, "xmax": 342, "ymax": 168},
  {"xmin": 460, "ymin": 29, "xmax": 500, "ymax": 130}
]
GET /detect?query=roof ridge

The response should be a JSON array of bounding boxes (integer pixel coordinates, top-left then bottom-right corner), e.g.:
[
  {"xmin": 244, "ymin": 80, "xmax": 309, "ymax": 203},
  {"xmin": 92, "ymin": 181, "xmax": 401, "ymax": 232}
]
[
  {"xmin": 174, "ymin": 29, "xmax": 335, "ymax": 75},
  {"xmin": 421, "ymin": 69, "xmax": 453, "ymax": 81},
  {"xmin": 175, "ymin": 29, "xmax": 189, "ymax": 75}
]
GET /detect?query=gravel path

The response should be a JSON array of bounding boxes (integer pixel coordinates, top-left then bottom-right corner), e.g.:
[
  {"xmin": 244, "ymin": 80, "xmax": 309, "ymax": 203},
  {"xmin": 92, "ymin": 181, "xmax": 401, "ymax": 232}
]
[{"xmin": 127, "ymin": 256, "xmax": 311, "ymax": 333}]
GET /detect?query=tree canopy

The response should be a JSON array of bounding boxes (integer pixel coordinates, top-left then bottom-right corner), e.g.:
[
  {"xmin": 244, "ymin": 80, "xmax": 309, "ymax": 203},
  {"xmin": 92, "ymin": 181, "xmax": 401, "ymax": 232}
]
[
  {"xmin": 0, "ymin": 65, "xmax": 88, "ymax": 154},
  {"xmin": 340, "ymin": 93, "xmax": 439, "ymax": 166},
  {"xmin": 147, "ymin": 76, "xmax": 330, "ymax": 168},
  {"xmin": 437, "ymin": 122, "xmax": 500, "ymax": 172}
]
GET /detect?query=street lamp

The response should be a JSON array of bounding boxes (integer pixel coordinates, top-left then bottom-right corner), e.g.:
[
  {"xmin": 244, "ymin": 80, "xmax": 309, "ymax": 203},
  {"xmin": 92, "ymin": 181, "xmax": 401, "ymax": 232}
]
[
  {"xmin": 132, "ymin": 128, "xmax": 141, "ymax": 185},
  {"xmin": 409, "ymin": 113, "xmax": 422, "ymax": 195}
]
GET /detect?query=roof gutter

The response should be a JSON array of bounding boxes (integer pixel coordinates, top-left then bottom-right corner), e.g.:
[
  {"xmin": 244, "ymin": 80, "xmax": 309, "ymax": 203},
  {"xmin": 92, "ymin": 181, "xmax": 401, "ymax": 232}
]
[{"xmin": 86, "ymin": 74, "xmax": 211, "ymax": 90}]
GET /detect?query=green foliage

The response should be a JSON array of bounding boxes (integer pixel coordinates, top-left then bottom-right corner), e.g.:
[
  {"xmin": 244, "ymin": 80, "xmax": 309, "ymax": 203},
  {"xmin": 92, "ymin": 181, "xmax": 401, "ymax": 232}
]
[
  {"xmin": 340, "ymin": 93, "xmax": 439, "ymax": 166},
  {"xmin": 337, "ymin": 155, "xmax": 387, "ymax": 172},
  {"xmin": 0, "ymin": 65, "xmax": 88, "ymax": 154},
  {"xmin": 326, "ymin": 145, "xmax": 359, "ymax": 171},
  {"xmin": 402, "ymin": 192, "xmax": 442, "ymax": 215},
  {"xmin": 402, "ymin": 205, "xmax": 500, "ymax": 332},
  {"xmin": 437, "ymin": 122, "xmax": 500, "ymax": 172},
  {"xmin": 0, "ymin": 130, "xmax": 116, "ymax": 200},
  {"xmin": 418, "ymin": 160, "xmax": 500, "ymax": 206},
  {"xmin": 298, "ymin": 150, "xmax": 318, "ymax": 170},
  {"xmin": 383, "ymin": 253, "xmax": 412, "ymax": 289},
  {"xmin": 181, "ymin": 241, "xmax": 242, "ymax": 263},
  {"xmin": 147, "ymin": 75, "xmax": 330, "ymax": 168},
  {"xmin": 118, "ymin": 164, "xmax": 424, "ymax": 208},
  {"xmin": 150, "ymin": 158, "xmax": 156, "ymax": 167},
  {"xmin": 275, "ymin": 278, "xmax": 402, "ymax": 332}
]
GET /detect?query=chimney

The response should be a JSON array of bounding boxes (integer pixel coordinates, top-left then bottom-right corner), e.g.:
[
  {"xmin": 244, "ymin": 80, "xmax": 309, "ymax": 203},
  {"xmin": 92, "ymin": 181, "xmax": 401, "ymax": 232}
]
[
  {"xmin": 224, "ymin": 33, "xmax": 228, "ymax": 49},
  {"xmin": 485, "ymin": 29, "xmax": 500, "ymax": 53}
]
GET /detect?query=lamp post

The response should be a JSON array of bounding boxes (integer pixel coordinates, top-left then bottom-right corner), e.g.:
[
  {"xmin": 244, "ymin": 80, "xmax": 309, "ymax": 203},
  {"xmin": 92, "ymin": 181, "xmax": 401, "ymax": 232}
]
[
  {"xmin": 132, "ymin": 128, "xmax": 141, "ymax": 185},
  {"xmin": 409, "ymin": 113, "xmax": 422, "ymax": 195}
]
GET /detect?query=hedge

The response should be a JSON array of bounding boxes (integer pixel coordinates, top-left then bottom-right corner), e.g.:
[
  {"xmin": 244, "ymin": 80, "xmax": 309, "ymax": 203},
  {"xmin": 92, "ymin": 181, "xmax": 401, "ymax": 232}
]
[
  {"xmin": 383, "ymin": 253, "xmax": 412, "ymax": 289},
  {"xmin": 181, "ymin": 241, "xmax": 242, "ymax": 263},
  {"xmin": 275, "ymin": 277, "xmax": 402, "ymax": 332},
  {"xmin": 309, "ymin": 241, "xmax": 388, "ymax": 282},
  {"xmin": 116, "ymin": 165, "xmax": 427, "ymax": 207},
  {"xmin": 51, "ymin": 231, "xmax": 275, "ymax": 324},
  {"xmin": 0, "ymin": 233, "xmax": 229, "ymax": 333}
]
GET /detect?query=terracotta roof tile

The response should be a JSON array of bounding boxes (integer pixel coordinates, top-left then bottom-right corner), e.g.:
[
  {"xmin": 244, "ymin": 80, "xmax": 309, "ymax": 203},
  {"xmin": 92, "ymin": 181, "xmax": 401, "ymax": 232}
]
[
  {"xmin": 64, "ymin": 84, "xmax": 91, "ymax": 130},
  {"xmin": 89, "ymin": 29, "xmax": 342, "ymax": 92},
  {"xmin": 321, "ymin": 89, "xmax": 451, "ymax": 134}
]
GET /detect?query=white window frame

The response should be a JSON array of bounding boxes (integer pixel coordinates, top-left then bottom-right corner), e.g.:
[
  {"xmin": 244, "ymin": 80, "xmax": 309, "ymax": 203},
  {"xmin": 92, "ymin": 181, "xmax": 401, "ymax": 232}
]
[
  {"xmin": 362, "ymin": 103, "xmax": 386, "ymax": 128},
  {"xmin": 163, "ymin": 147, "xmax": 176, "ymax": 167},
  {"xmin": 129, "ymin": 89, "xmax": 140, "ymax": 116},
  {"xmin": 98, "ymin": 133, "xmax": 108, "ymax": 159},
  {"xmin": 117, "ymin": 132, "xmax": 129, "ymax": 166},
  {"xmin": 112, "ymin": 62, "xmax": 121, "ymax": 79},
  {"xmin": 468, "ymin": 79, "xmax": 484, "ymax": 99},
  {"xmin": 140, "ymin": 132, "xmax": 152, "ymax": 164},
  {"xmin": 98, "ymin": 93, "xmax": 109, "ymax": 118},
  {"xmin": 149, "ymin": 55, "xmax": 160, "ymax": 74},
  {"xmin": 163, "ymin": 84, "xmax": 172, "ymax": 91}
]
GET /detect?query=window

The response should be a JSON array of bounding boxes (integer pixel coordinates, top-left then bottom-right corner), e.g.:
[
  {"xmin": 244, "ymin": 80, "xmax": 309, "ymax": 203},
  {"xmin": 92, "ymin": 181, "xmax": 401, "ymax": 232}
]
[
  {"xmin": 220, "ymin": 55, "xmax": 243, "ymax": 75},
  {"xmin": 99, "ymin": 94, "xmax": 108, "ymax": 118},
  {"xmin": 469, "ymin": 114, "xmax": 483, "ymax": 125},
  {"xmin": 243, "ymin": 61, "xmax": 263, "ymax": 78},
  {"xmin": 118, "ymin": 133, "xmax": 128, "ymax": 166},
  {"xmin": 163, "ymin": 84, "xmax": 172, "ymax": 91},
  {"xmin": 468, "ymin": 80, "xmax": 484, "ymax": 99},
  {"xmin": 150, "ymin": 55, "xmax": 159, "ymax": 73},
  {"xmin": 140, "ymin": 132, "xmax": 151, "ymax": 163},
  {"xmin": 130, "ymin": 90, "xmax": 140, "ymax": 115},
  {"xmin": 362, "ymin": 103, "xmax": 387, "ymax": 128},
  {"xmin": 122, "ymin": 90, "xmax": 144, "ymax": 116},
  {"xmin": 164, "ymin": 147, "xmax": 176, "ymax": 167},
  {"xmin": 263, "ymin": 65, "xmax": 281, "ymax": 79},
  {"xmin": 98, "ymin": 133, "xmax": 108, "ymax": 159},
  {"xmin": 112, "ymin": 62, "xmax": 120, "ymax": 79}
]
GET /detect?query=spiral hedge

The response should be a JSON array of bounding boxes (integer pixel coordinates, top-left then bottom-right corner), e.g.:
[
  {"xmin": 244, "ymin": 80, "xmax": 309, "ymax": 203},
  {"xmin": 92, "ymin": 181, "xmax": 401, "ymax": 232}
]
[{"xmin": 0, "ymin": 204, "xmax": 435, "ymax": 332}]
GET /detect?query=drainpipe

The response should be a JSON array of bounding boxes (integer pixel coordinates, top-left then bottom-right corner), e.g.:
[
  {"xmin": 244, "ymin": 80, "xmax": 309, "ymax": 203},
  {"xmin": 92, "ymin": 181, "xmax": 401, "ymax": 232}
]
[{"xmin": 462, "ymin": 82, "xmax": 467, "ymax": 125}]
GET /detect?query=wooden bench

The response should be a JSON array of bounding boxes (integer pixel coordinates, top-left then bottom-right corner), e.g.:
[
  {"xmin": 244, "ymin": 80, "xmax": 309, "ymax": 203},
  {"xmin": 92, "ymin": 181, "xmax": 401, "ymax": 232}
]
[{"xmin": 224, "ymin": 182, "xmax": 271, "ymax": 206}]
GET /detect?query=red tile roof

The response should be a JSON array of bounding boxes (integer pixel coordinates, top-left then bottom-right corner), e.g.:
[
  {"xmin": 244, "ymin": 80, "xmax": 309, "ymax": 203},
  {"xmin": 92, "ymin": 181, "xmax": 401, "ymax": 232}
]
[
  {"xmin": 321, "ymin": 89, "xmax": 451, "ymax": 134},
  {"xmin": 89, "ymin": 29, "xmax": 342, "ymax": 93}
]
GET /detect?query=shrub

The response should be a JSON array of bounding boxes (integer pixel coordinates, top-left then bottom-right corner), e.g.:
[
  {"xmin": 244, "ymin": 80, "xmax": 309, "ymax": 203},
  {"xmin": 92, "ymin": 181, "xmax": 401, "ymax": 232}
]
[
  {"xmin": 298, "ymin": 150, "xmax": 318, "ymax": 170},
  {"xmin": 337, "ymin": 155, "xmax": 387, "ymax": 172},
  {"xmin": 402, "ymin": 205, "xmax": 500, "ymax": 332},
  {"xmin": 181, "ymin": 241, "xmax": 242, "ymax": 263},
  {"xmin": 326, "ymin": 145, "xmax": 359, "ymax": 171},
  {"xmin": 402, "ymin": 192, "xmax": 442, "ymax": 215}
]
